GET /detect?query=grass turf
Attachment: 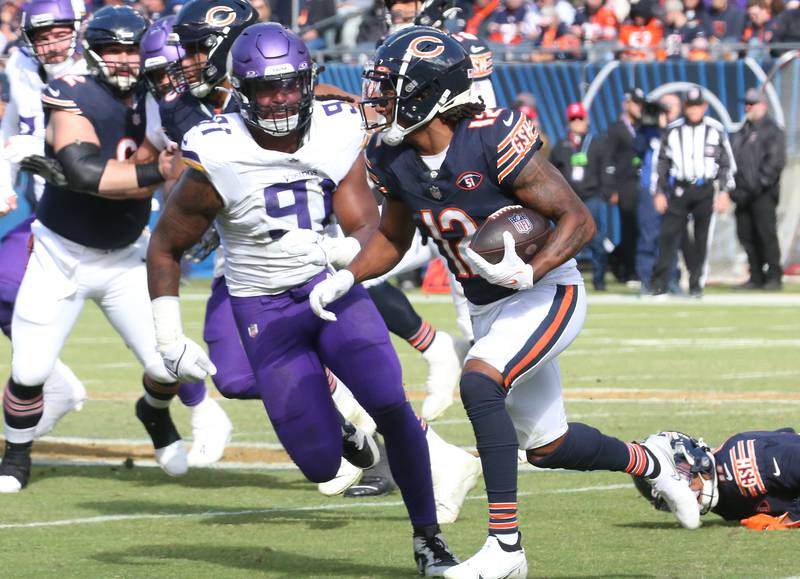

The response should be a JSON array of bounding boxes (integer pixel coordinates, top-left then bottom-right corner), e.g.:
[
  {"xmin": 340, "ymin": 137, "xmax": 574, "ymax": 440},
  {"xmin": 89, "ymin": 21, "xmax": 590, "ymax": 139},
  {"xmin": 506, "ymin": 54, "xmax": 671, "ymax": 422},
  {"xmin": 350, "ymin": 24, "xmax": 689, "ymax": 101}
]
[{"xmin": 0, "ymin": 280, "xmax": 797, "ymax": 577}]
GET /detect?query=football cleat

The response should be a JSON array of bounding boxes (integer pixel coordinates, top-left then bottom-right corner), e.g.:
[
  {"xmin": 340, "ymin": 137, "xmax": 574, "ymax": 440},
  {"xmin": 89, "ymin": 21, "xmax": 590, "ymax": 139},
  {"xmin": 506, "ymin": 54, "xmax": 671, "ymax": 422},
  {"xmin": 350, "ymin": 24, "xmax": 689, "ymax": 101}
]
[
  {"xmin": 35, "ymin": 361, "xmax": 88, "ymax": 437},
  {"xmin": 345, "ymin": 474, "xmax": 397, "ymax": 497},
  {"xmin": 427, "ymin": 427, "xmax": 482, "ymax": 524},
  {"xmin": 444, "ymin": 534, "xmax": 527, "ymax": 579},
  {"xmin": 187, "ymin": 396, "xmax": 233, "ymax": 467},
  {"xmin": 135, "ymin": 397, "xmax": 188, "ymax": 477},
  {"xmin": 414, "ymin": 527, "xmax": 460, "ymax": 577},
  {"xmin": 641, "ymin": 434, "xmax": 701, "ymax": 529},
  {"xmin": 421, "ymin": 331, "xmax": 462, "ymax": 421},
  {"xmin": 342, "ymin": 419, "xmax": 380, "ymax": 470},
  {"xmin": 0, "ymin": 441, "xmax": 32, "ymax": 493},
  {"xmin": 318, "ymin": 459, "xmax": 363, "ymax": 496}
]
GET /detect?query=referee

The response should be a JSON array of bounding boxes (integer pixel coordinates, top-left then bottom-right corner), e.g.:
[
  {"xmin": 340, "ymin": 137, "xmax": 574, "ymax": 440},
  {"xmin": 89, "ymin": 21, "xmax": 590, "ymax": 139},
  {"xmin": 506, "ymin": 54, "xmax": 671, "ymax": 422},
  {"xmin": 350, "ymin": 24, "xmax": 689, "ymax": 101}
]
[{"xmin": 650, "ymin": 87, "xmax": 736, "ymax": 297}]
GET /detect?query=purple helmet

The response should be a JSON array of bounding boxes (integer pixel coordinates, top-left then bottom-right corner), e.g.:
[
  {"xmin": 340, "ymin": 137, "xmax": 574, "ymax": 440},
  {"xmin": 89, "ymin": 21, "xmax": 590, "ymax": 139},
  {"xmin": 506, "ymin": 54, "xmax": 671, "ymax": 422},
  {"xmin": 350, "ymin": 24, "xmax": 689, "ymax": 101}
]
[
  {"xmin": 228, "ymin": 23, "xmax": 318, "ymax": 140},
  {"xmin": 20, "ymin": 0, "xmax": 84, "ymax": 75},
  {"xmin": 140, "ymin": 16, "xmax": 185, "ymax": 99}
]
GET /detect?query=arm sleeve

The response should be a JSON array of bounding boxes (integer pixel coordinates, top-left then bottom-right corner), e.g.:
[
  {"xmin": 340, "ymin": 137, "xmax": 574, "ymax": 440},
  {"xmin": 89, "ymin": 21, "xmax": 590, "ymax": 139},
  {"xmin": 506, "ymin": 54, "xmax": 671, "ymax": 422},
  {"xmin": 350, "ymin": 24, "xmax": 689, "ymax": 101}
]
[
  {"xmin": 759, "ymin": 123, "xmax": 786, "ymax": 189},
  {"xmin": 716, "ymin": 128, "xmax": 736, "ymax": 192},
  {"xmin": 656, "ymin": 131, "xmax": 672, "ymax": 194}
]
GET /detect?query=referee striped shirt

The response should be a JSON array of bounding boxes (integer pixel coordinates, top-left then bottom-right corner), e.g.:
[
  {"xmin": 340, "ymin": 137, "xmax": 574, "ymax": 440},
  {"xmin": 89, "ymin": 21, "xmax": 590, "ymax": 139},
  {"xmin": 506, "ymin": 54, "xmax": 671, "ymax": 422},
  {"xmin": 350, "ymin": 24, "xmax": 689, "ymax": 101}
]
[{"xmin": 654, "ymin": 116, "xmax": 736, "ymax": 195}]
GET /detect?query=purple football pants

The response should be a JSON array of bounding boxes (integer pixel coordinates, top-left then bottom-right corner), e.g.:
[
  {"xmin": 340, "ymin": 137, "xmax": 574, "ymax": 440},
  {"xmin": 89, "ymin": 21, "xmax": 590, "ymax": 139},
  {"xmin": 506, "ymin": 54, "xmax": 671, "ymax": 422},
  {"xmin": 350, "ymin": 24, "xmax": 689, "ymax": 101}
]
[
  {"xmin": 0, "ymin": 216, "xmax": 34, "ymax": 338},
  {"xmin": 230, "ymin": 272, "xmax": 437, "ymax": 528}
]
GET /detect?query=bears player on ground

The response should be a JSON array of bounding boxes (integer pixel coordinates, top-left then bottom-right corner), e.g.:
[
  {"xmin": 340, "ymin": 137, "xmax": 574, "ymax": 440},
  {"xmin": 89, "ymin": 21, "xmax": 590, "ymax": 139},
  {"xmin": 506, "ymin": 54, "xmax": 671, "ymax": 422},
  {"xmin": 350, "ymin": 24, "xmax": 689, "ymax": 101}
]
[
  {"xmin": 146, "ymin": 22, "xmax": 461, "ymax": 575},
  {"xmin": 0, "ymin": 0, "xmax": 88, "ymax": 439},
  {"xmin": 309, "ymin": 27, "xmax": 701, "ymax": 578},
  {"xmin": 635, "ymin": 429, "xmax": 800, "ymax": 531},
  {"xmin": 0, "ymin": 6, "xmax": 189, "ymax": 493}
]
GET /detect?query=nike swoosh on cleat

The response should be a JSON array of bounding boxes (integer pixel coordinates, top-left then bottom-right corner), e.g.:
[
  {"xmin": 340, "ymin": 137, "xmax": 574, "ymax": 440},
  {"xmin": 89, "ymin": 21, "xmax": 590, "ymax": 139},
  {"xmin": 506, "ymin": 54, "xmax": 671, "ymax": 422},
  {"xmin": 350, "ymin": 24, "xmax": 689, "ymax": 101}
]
[
  {"xmin": 49, "ymin": 88, "xmax": 61, "ymax": 97},
  {"xmin": 503, "ymin": 113, "xmax": 514, "ymax": 127},
  {"xmin": 772, "ymin": 457, "xmax": 781, "ymax": 477}
]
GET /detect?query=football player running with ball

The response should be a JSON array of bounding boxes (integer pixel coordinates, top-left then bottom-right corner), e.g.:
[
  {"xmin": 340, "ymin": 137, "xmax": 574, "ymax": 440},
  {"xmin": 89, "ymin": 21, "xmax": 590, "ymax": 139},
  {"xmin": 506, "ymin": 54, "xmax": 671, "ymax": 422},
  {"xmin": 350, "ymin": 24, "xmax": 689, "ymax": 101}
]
[
  {"xmin": 309, "ymin": 27, "xmax": 700, "ymax": 578},
  {"xmin": 147, "ymin": 23, "xmax": 460, "ymax": 576}
]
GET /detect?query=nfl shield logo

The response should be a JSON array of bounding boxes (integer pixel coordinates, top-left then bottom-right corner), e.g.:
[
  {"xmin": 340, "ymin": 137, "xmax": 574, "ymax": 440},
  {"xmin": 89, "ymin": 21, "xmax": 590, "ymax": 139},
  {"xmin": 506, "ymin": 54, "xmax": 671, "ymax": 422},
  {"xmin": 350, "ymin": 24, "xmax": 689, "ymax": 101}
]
[
  {"xmin": 428, "ymin": 185, "xmax": 443, "ymax": 200},
  {"xmin": 248, "ymin": 324, "xmax": 259, "ymax": 338},
  {"xmin": 508, "ymin": 213, "xmax": 533, "ymax": 235}
]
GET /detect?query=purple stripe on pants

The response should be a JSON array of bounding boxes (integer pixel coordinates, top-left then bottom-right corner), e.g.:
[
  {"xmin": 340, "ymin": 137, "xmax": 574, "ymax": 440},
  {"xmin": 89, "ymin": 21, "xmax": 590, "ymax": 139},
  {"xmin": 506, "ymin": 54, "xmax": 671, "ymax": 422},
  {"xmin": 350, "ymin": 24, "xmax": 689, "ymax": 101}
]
[{"xmin": 230, "ymin": 272, "xmax": 437, "ymax": 528}]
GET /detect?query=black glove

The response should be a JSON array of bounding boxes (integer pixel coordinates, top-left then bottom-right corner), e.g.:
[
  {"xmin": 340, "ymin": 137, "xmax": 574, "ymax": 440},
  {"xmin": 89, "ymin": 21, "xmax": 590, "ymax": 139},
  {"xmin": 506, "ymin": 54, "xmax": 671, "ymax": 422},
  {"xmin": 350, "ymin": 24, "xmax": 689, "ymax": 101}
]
[
  {"xmin": 184, "ymin": 225, "xmax": 221, "ymax": 263},
  {"xmin": 19, "ymin": 155, "xmax": 68, "ymax": 187}
]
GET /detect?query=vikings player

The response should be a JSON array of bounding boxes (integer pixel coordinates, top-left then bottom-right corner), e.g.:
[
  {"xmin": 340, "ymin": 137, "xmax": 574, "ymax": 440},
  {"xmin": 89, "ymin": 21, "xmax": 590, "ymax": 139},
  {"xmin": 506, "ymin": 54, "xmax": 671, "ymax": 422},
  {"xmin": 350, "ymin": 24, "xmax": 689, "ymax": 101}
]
[{"xmin": 147, "ymin": 22, "xmax": 460, "ymax": 575}]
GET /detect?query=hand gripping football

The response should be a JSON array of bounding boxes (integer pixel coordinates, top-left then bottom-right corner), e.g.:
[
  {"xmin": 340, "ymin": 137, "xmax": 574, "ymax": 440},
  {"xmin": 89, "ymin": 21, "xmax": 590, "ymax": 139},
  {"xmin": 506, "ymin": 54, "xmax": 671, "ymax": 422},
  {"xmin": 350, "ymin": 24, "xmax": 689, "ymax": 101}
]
[{"xmin": 469, "ymin": 205, "xmax": 551, "ymax": 265}]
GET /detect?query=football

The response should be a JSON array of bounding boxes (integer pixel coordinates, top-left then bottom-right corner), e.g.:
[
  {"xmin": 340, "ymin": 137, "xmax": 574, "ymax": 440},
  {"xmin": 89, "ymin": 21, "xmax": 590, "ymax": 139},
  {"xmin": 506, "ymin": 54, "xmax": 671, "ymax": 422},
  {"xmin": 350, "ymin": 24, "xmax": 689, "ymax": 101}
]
[{"xmin": 469, "ymin": 205, "xmax": 551, "ymax": 265}]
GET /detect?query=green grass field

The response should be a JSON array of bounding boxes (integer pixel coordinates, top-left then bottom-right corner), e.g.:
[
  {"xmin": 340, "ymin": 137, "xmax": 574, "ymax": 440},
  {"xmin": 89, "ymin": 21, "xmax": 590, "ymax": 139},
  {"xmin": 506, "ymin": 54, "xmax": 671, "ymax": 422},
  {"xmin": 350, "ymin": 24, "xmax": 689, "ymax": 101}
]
[{"xmin": 0, "ymin": 280, "xmax": 798, "ymax": 578}]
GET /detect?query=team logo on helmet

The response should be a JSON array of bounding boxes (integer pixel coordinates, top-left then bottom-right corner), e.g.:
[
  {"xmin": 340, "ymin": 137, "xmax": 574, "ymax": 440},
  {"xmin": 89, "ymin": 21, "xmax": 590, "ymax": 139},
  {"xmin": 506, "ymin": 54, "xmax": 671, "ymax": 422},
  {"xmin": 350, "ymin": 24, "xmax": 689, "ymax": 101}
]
[
  {"xmin": 456, "ymin": 171, "xmax": 483, "ymax": 190},
  {"xmin": 408, "ymin": 35, "xmax": 445, "ymax": 58},
  {"xmin": 508, "ymin": 213, "xmax": 533, "ymax": 235},
  {"xmin": 205, "ymin": 5, "xmax": 237, "ymax": 27}
]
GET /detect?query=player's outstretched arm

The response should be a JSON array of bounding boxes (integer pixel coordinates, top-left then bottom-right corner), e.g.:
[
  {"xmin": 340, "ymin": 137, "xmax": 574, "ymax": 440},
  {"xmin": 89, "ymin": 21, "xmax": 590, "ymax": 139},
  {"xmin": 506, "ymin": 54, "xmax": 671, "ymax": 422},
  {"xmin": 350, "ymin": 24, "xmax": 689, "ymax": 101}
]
[
  {"xmin": 332, "ymin": 153, "xmax": 380, "ymax": 245},
  {"xmin": 348, "ymin": 196, "xmax": 416, "ymax": 283},
  {"xmin": 147, "ymin": 167, "xmax": 222, "ymax": 300},
  {"xmin": 147, "ymin": 167, "xmax": 222, "ymax": 382},
  {"xmin": 513, "ymin": 153, "xmax": 596, "ymax": 283},
  {"xmin": 43, "ymin": 110, "xmax": 166, "ymax": 199}
]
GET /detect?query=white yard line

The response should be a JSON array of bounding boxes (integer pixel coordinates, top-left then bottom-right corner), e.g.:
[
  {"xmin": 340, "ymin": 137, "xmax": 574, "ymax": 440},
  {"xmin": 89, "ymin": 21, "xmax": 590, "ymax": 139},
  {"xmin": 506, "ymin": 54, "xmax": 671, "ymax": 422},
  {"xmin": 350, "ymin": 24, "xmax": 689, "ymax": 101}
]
[{"xmin": 0, "ymin": 483, "xmax": 629, "ymax": 530}]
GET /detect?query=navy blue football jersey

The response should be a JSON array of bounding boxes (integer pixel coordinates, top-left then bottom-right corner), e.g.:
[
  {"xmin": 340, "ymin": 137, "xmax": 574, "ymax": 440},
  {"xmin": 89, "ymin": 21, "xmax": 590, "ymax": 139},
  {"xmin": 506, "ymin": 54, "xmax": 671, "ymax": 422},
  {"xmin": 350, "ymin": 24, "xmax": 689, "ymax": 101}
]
[
  {"xmin": 159, "ymin": 90, "xmax": 238, "ymax": 144},
  {"xmin": 712, "ymin": 429, "xmax": 800, "ymax": 521},
  {"xmin": 366, "ymin": 108, "xmax": 542, "ymax": 305},
  {"xmin": 36, "ymin": 75, "xmax": 149, "ymax": 250},
  {"xmin": 451, "ymin": 31, "xmax": 493, "ymax": 80}
]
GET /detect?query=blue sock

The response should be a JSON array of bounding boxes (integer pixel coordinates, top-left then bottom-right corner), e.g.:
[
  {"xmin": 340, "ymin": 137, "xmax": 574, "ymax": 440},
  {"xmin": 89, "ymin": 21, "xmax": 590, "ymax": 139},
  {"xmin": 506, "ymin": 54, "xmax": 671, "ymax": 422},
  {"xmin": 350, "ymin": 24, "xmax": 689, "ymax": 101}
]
[{"xmin": 460, "ymin": 372, "xmax": 519, "ymax": 538}]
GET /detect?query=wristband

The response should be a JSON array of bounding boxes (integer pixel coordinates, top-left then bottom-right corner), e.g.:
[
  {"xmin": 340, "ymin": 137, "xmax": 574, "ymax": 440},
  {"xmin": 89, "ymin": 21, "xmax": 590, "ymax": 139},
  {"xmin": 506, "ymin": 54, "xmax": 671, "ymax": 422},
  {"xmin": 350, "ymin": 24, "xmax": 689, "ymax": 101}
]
[
  {"xmin": 136, "ymin": 161, "xmax": 164, "ymax": 188},
  {"xmin": 151, "ymin": 296, "xmax": 183, "ymax": 352}
]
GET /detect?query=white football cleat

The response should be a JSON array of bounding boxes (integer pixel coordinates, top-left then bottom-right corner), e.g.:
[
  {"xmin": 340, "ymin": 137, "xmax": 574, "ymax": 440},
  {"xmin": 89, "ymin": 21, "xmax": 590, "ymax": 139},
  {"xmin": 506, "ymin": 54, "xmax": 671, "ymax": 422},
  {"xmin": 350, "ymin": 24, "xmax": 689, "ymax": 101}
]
[
  {"xmin": 155, "ymin": 439, "xmax": 188, "ymax": 477},
  {"xmin": 428, "ymin": 428, "xmax": 482, "ymax": 524},
  {"xmin": 35, "ymin": 361, "xmax": 88, "ymax": 437},
  {"xmin": 641, "ymin": 434, "xmax": 701, "ymax": 529},
  {"xmin": 187, "ymin": 396, "xmax": 233, "ymax": 467},
  {"xmin": 444, "ymin": 535, "xmax": 527, "ymax": 579},
  {"xmin": 421, "ymin": 331, "xmax": 462, "ymax": 421},
  {"xmin": 0, "ymin": 476, "xmax": 23, "ymax": 493},
  {"xmin": 317, "ymin": 459, "xmax": 363, "ymax": 496}
]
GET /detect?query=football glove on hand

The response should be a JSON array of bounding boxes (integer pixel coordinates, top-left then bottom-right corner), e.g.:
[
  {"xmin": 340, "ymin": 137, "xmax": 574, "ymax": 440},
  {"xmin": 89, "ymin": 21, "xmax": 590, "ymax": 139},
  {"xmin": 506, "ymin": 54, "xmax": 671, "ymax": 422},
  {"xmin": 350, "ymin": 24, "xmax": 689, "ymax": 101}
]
[
  {"xmin": 464, "ymin": 231, "xmax": 534, "ymax": 290},
  {"xmin": 161, "ymin": 336, "xmax": 217, "ymax": 383},
  {"xmin": 19, "ymin": 155, "xmax": 68, "ymax": 187},
  {"xmin": 740, "ymin": 513, "xmax": 800, "ymax": 531},
  {"xmin": 280, "ymin": 229, "xmax": 361, "ymax": 269},
  {"xmin": 309, "ymin": 270, "xmax": 355, "ymax": 322},
  {"xmin": 184, "ymin": 226, "xmax": 221, "ymax": 263}
]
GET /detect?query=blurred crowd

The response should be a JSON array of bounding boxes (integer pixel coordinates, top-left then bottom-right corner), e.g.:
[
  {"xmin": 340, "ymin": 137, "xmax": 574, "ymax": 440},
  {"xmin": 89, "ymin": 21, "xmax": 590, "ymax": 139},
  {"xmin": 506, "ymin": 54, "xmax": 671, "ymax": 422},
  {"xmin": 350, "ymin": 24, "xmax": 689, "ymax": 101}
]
[{"xmin": 0, "ymin": 0, "xmax": 799, "ymax": 59}]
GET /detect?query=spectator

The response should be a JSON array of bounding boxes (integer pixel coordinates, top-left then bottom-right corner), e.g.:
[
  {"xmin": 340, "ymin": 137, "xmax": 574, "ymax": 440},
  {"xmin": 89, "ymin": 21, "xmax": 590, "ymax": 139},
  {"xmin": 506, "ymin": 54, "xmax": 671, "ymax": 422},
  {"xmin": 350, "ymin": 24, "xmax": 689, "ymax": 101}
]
[
  {"xmin": 681, "ymin": 0, "xmax": 711, "ymax": 36},
  {"xmin": 572, "ymin": 0, "xmax": 620, "ymax": 42},
  {"xmin": 486, "ymin": 0, "xmax": 539, "ymax": 49},
  {"xmin": 531, "ymin": 5, "xmax": 579, "ymax": 61},
  {"xmin": 650, "ymin": 87, "xmax": 736, "ymax": 298},
  {"xmin": 466, "ymin": 0, "xmax": 500, "ymax": 37},
  {"xmin": 537, "ymin": 0, "xmax": 576, "ymax": 26},
  {"xmin": 298, "ymin": 0, "xmax": 337, "ymax": 50},
  {"xmin": 772, "ymin": 0, "xmax": 800, "ymax": 45},
  {"xmin": 731, "ymin": 88, "xmax": 787, "ymax": 290},
  {"xmin": 708, "ymin": 0, "xmax": 747, "ymax": 43},
  {"xmin": 618, "ymin": 0, "xmax": 665, "ymax": 61},
  {"xmin": 603, "ymin": 88, "xmax": 645, "ymax": 284},
  {"xmin": 743, "ymin": 0, "xmax": 777, "ymax": 43},
  {"xmin": 550, "ymin": 102, "xmax": 610, "ymax": 290},
  {"xmin": 138, "ymin": 0, "xmax": 166, "ymax": 18}
]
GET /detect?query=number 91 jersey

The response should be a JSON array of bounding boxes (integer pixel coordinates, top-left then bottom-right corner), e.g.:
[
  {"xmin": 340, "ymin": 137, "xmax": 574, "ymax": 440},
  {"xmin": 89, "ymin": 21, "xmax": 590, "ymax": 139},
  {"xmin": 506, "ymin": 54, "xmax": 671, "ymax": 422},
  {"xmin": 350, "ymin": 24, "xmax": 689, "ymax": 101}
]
[{"xmin": 180, "ymin": 101, "xmax": 365, "ymax": 297}]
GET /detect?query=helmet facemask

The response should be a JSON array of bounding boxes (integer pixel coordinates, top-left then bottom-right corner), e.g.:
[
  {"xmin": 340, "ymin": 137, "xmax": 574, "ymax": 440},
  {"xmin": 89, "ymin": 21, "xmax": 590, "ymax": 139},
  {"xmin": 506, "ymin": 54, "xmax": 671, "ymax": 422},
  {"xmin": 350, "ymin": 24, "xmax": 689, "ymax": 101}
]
[
  {"xmin": 360, "ymin": 59, "xmax": 473, "ymax": 146},
  {"xmin": 24, "ymin": 26, "xmax": 79, "ymax": 77},
  {"xmin": 169, "ymin": 35, "xmax": 225, "ymax": 98},
  {"xmin": 673, "ymin": 437, "xmax": 719, "ymax": 515},
  {"xmin": 231, "ymin": 67, "xmax": 317, "ymax": 139},
  {"xmin": 84, "ymin": 43, "xmax": 142, "ymax": 96}
]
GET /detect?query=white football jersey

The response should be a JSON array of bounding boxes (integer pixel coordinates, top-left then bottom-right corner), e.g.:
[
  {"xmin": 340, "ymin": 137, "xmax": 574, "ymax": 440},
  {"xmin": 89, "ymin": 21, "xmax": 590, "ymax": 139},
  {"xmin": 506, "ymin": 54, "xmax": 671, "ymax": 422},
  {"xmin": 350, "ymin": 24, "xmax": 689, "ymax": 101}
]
[
  {"xmin": 181, "ymin": 102, "xmax": 365, "ymax": 296},
  {"xmin": 0, "ymin": 50, "xmax": 87, "ymax": 200}
]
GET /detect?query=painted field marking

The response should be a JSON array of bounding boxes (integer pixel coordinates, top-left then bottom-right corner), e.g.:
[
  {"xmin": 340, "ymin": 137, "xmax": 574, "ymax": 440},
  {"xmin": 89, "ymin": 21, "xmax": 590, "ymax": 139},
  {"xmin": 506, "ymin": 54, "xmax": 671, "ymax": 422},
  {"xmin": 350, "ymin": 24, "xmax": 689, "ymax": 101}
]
[{"xmin": 0, "ymin": 483, "xmax": 629, "ymax": 530}]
